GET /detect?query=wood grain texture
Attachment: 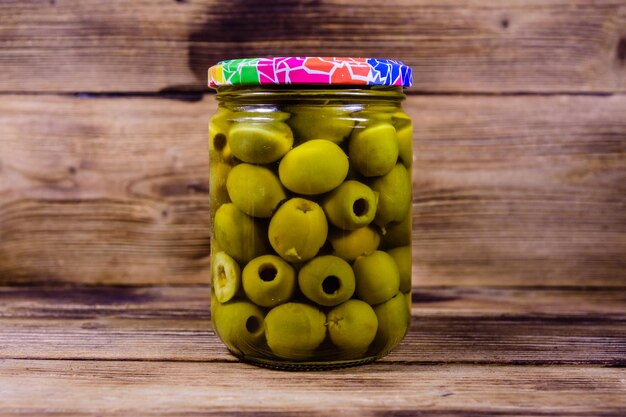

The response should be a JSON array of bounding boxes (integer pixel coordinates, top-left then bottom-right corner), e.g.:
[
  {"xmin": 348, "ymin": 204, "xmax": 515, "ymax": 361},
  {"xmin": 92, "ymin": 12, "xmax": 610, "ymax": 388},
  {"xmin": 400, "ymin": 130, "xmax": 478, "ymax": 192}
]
[
  {"xmin": 2, "ymin": 286, "xmax": 624, "ymax": 320},
  {"xmin": 0, "ymin": 95, "xmax": 212, "ymax": 284},
  {"xmin": 0, "ymin": 286, "xmax": 624, "ymax": 415},
  {"xmin": 0, "ymin": 287, "xmax": 624, "ymax": 365},
  {"xmin": 2, "ymin": 2, "xmax": 625, "ymax": 415},
  {"xmin": 1, "ymin": 360, "xmax": 624, "ymax": 417},
  {"xmin": 1, "ymin": 94, "xmax": 625, "ymax": 286},
  {"xmin": 0, "ymin": 0, "xmax": 625, "ymax": 93},
  {"xmin": 411, "ymin": 95, "xmax": 626, "ymax": 286}
]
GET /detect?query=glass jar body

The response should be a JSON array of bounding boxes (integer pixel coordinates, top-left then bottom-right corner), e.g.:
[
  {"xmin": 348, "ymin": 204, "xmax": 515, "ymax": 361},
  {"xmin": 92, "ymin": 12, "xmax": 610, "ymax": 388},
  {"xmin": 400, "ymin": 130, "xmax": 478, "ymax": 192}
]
[{"xmin": 209, "ymin": 86, "xmax": 412, "ymax": 370}]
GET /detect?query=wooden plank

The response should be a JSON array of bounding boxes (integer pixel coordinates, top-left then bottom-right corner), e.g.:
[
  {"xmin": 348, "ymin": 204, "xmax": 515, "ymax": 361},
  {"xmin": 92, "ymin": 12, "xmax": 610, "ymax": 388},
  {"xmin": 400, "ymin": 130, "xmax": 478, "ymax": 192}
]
[
  {"xmin": 0, "ymin": 286, "xmax": 213, "ymax": 320},
  {"xmin": 0, "ymin": 0, "xmax": 625, "ymax": 93},
  {"xmin": 0, "ymin": 287, "xmax": 623, "ymax": 364},
  {"xmin": 1, "ymin": 311, "xmax": 624, "ymax": 365},
  {"xmin": 410, "ymin": 95, "xmax": 626, "ymax": 286},
  {"xmin": 1, "ymin": 286, "xmax": 624, "ymax": 320},
  {"xmin": 0, "ymin": 360, "xmax": 624, "ymax": 416},
  {"xmin": 1, "ymin": 95, "xmax": 625, "ymax": 286},
  {"xmin": 0, "ymin": 95, "xmax": 212, "ymax": 285}
]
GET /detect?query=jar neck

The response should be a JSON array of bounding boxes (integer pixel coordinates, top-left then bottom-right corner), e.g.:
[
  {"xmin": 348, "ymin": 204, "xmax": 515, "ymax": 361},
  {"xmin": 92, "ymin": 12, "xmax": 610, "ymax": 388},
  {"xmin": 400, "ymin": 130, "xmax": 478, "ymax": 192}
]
[{"xmin": 215, "ymin": 85, "xmax": 406, "ymax": 106}]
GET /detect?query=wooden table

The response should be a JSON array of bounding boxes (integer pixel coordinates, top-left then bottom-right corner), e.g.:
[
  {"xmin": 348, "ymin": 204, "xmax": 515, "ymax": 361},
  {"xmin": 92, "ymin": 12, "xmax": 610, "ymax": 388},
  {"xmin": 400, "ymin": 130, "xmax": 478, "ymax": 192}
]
[
  {"xmin": 1, "ymin": 0, "xmax": 626, "ymax": 415},
  {"xmin": 1, "ymin": 286, "xmax": 624, "ymax": 415},
  {"xmin": 0, "ymin": 286, "xmax": 626, "ymax": 416}
]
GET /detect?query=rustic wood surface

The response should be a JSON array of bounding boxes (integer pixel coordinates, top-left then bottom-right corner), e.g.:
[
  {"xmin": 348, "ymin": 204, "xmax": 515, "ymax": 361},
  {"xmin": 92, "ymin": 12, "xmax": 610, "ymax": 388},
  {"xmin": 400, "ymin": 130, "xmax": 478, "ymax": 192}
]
[
  {"xmin": 1, "ymin": 94, "xmax": 625, "ymax": 286},
  {"xmin": 0, "ymin": 0, "xmax": 625, "ymax": 93},
  {"xmin": 1, "ymin": 286, "xmax": 625, "ymax": 365},
  {"xmin": 1, "ymin": 0, "xmax": 625, "ymax": 414},
  {"xmin": 2, "ymin": 360, "xmax": 624, "ymax": 417},
  {"xmin": 0, "ymin": 286, "xmax": 624, "ymax": 416}
]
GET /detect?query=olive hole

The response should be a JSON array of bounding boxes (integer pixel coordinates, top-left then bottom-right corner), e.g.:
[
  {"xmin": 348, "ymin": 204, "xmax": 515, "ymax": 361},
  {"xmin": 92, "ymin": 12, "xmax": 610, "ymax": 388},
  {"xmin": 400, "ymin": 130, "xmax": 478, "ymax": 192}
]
[
  {"xmin": 213, "ymin": 133, "xmax": 227, "ymax": 151},
  {"xmin": 322, "ymin": 276, "xmax": 341, "ymax": 295},
  {"xmin": 245, "ymin": 316, "xmax": 261, "ymax": 334},
  {"xmin": 352, "ymin": 198, "xmax": 369, "ymax": 217},
  {"xmin": 216, "ymin": 265, "xmax": 227, "ymax": 287},
  {"xmin": 297, "ymin": 202, "xmax": 312, "ymax": 213},
  {"xmin": 259, "ymin": 264, "xmax": 278, "ymax": 282}
]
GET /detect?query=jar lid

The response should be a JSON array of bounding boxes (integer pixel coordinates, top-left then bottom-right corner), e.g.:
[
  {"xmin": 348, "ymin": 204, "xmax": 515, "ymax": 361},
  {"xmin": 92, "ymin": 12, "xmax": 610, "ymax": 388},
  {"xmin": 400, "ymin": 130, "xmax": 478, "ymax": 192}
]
[{"xmin": 208, "ymin": 57, "xmax": 412, "ymax": 88}]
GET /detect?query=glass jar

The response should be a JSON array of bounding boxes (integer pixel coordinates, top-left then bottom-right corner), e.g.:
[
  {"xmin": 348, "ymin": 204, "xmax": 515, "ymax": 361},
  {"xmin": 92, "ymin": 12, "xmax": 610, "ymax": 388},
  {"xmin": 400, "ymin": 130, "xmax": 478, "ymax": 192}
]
[{"xmin": 208, "ymin": 57, "xmax": 412, "ymax": 370}]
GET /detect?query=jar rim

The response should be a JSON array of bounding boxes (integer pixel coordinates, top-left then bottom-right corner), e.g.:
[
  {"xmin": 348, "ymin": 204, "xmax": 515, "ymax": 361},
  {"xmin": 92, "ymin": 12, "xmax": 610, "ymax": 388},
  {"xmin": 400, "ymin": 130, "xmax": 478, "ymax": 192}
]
[
  {"xmin": 208, "ymin": 57, "xmax": 412, "ymax": 88},
  {"xmin": 215, "ymin": 85, "xmax": 406, "ymax": 104}
]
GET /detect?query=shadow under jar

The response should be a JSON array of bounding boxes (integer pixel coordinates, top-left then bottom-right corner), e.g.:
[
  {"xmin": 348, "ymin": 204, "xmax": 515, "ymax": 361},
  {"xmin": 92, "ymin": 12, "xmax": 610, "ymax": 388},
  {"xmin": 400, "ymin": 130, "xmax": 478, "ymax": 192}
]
[{"xmin": 208, "ymin": 57, "xmax": 413, "ymax": 370}]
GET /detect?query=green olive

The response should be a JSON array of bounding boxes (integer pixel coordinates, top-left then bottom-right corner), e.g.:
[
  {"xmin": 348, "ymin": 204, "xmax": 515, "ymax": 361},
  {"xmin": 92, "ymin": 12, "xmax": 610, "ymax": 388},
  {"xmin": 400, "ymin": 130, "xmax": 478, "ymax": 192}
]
[
  {"xmin": 393, "ymin": 113, "xmax": 413, "ymax": 168},
  {"xmin": 380, "ymin": 213, "xmax": 412, "ymax": 249},
  {"xmin": 322, "ymin": 180, "xmax": 378, "ymax": 230},
  {"xmin": 212, "ymin": 251, "xmax": 241, "ymax": 303},
  {"xmin": 209, "ymin": 162, "xmax": 232, "ymax": 214},
  {"xmin": 370, "ymin": 163, "xmax": 411, "ymax": 228},
  {"xmin": 278, "ymin": 140, "xmax": 349, "ymax": 195},
  {"xmin": 229, "ymin": 121, "xmax": 293, "ymax": 164},
  {"xmin": 353, "ymin": 250, "xmax": 400, "ymax": 305},
  {"xmin": 373, "ymin": 292, "xmax": 410, "ymax": 353},
  {"xmin": 214, "ymin": 203, "xmax": 267, "ymax": 263},
  {"xmin": 386, "ymin": 246, "xmax": 412, "ymax": 293},
  {"xmin": 226, "ymin": 163, "xmax": 287, "ymax": 218},
  {"xmin": 298, "ymin": 255, "xmax": 355, "ymax": 306},
  {"xmin": 264, "ymin": 302, "xmax": 327, "ymax": 360},
  {"xmin": 211, "ymin": 284, "xmax": 218, "ymax": 312},
  {"xmin": 212, "ymin": 300, "xmax": 265, "ymax": 356},
  {"xmin": 327, "ymin": 299, "xmax": 378, "ymax": 354},
  {"xmin": 242, "ymin": 255, "xmax": 296, "ymax": 308},
  {"xmin": 268, "ymin": 198, "xmax": 328, "ymax": 262},
  {"xmin": 209, "ymin": 108, "xmax": 233, "ymax": 162},
  {"xmin": 329, "ymin": 226, "xmax": 380, "ymax": 262},
  {"xmin": 349, "ymin": 121, "xmax": 399, "ymax": 177},
  {"xmin": 287, "ymin": 106, "xmax": 355, "ymax": 144}
]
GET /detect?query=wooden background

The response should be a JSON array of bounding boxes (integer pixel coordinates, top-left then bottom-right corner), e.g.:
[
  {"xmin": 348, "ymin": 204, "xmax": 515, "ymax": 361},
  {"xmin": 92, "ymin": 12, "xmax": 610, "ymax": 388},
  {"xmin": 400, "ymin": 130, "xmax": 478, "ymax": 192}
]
[
  {"xmin": 1, "ymin": 1, "xmax": 625, "ymax": 415},
  {"xmin": 1, "ymin": 0, "xmax": 625, "ymax": 287}
]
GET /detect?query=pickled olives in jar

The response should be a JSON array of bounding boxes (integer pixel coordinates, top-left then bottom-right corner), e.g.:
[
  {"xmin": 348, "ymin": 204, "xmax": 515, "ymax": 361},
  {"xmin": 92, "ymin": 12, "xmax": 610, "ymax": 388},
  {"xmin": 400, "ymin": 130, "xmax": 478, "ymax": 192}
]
[{"xmin": 208, "ymin": 57, "xmax": 413, "ymax": 370}]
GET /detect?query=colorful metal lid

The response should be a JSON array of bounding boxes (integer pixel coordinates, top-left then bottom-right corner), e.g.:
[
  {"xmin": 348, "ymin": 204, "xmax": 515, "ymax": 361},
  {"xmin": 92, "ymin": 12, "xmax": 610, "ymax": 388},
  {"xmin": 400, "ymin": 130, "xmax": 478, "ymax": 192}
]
[{"xmin": 208, "ymin": 57, "xmax": 412, "ymax": 88}]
